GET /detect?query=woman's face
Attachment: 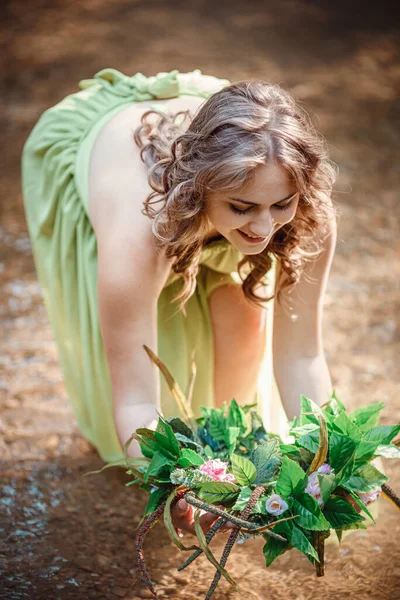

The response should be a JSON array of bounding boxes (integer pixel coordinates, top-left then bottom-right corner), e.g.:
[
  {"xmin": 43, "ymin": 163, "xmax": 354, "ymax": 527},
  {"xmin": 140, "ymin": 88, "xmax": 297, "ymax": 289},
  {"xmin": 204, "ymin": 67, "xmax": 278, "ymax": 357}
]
[{"xmin": 206, "ymin": 162, "xmax": 299, "ymax": 254}]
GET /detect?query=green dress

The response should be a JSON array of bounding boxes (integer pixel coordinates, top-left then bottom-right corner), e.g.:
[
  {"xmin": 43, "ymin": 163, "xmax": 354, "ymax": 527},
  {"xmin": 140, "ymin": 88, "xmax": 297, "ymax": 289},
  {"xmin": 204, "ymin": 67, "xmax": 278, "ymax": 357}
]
[{"xmin": 21, "ymin": 68, "xmax": 284, "ymax": 463}]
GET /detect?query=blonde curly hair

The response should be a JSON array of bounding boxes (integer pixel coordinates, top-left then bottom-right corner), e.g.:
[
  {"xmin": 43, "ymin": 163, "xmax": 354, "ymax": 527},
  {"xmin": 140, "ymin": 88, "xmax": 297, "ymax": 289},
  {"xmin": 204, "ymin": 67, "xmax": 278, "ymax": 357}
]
[{"xmin": 133, "ymin": 79, "xmax": 338, "ymax": 313}]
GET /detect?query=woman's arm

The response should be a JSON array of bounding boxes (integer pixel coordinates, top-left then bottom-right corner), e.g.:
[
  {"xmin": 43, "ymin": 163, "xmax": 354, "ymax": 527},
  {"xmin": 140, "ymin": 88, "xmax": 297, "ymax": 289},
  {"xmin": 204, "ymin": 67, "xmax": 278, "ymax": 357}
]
[
  {"xmin": 272, "ymin": 209, "xmax": 337, "ymax": 420},
  {"xmin": 90, "ymin": 121, "xmax": 174, "ymax": 457}
]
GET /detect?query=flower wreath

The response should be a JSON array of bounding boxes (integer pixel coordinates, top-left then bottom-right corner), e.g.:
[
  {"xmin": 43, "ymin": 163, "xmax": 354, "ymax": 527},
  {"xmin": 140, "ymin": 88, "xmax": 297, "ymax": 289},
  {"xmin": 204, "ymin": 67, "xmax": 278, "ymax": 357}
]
[{"xmin": 88, "ymin": 346, "xmax": 400, "ymax": 600}]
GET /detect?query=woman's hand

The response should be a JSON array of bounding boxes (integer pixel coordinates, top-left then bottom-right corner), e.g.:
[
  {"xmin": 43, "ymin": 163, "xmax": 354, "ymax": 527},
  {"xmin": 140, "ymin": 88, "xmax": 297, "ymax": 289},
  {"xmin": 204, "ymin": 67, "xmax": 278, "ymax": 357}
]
[{"xmin": 171, "ymin": 500, "xmax": 235, "ymax": 536}]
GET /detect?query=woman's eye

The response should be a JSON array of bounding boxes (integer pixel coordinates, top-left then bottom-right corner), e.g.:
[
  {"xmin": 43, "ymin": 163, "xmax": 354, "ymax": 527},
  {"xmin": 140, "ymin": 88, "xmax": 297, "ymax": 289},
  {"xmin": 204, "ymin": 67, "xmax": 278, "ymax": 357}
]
[
  {"xmin": 229, "ymin": 197, "xmax": 295, "ymax": 215},
  {"xmin": 229, "ymin": 204, "xmax": 252, "ymax": 215},
  {"xmin": 274, "ymin": 199, "xmax": 294, "ymax": 211}
]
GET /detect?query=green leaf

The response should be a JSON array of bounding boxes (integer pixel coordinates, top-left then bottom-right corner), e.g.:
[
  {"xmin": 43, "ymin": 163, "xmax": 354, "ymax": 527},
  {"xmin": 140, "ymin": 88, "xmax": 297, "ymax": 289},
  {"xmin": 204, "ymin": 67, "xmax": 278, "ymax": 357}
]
[
  {"xmin": 231, "ymin": 453, "xmax": 257, "ymax": 486},
  {"xmin": 137, "ymin": 442, "xmax": 155, "ymax": 459},
  {"xmin": 328, "ymin": 433, "xmax": 357, "ymax": 471},
  {"xmin": 241, "ymin": 402, "xmax": 259, "ymax": 414},
  {"xmin": 233, "ymin": 485, "xmax": 252, "ymax": 506},
  {"xmin": 209, "ymin": 409, "xmax": 227, "ymax": 442},
  {"xmin": 323, "ymin": 496, "xmax": 365, "ymax": 529},
  {"xmin": 153, "ymin": 433, "xmax": 180, "ymax": 460},
  {"xmin": 143, "ymin": 487, "xmax": 168, "ymax": 516},
  {"xmin": 340, "ymin": 520, "xmax": 368, "ymax": 532},
  {"xmin": 274, "ymin": 520, "xmax": 320, "ymax": 562},
  {"xmin": 251, "ymin": 439, "xmax": 282, "ymax": 484},
  {"xmin": 224, "ymin": 427, "xmax": 240, "ymax": 454},
  {"xmin": 177, "ymin": 449, "xmax": 204, "ymax": 468},
  {"xmin": 280, "ymin": 444, "xmax": 301, "ymax": 457},
  {"xmin": 232, "ymin": 486, "xmax": 253, "ymax": 511},
  {"xmin": 343, "ymin": 489, "xmax": 376, "ymax": 523},
  {"xmin": 297, "ymin": 429, "xmax": 321, "ymax": 454},
  {"xmin": 332, "ymin": 412, "xmax": 363, "ymax": 442},
  {"xmin": 300, "ymin": 395, "xmax": 323, "ymax": 426},
  {"xmin": 318, "ymin": 473, "xmax": 337, "ymax": 505},
  {"xmin": 292, "ymin": 493, "xmax": 332, "ymax": 531},
  {"xmin": 198, "ymin": 426, "xmax": 221, "ymax": 452},
  {"xmin": 199, "ymin": 406, "xmax": 214, "ymax": 421},
  {"xmin": 364, "ymin": 425, "xmax": 400, "ymax": 446},
  {"xmin": 144, "ymin": 451, "xmax": 173, "ymax": 483},
  {"xmin": 232, "ymin": 486, "xmax": 266, "ymax": 513},
  {"xmin": 227, "ymin": 399, "xmax": 248, "ymax": 435},
  {"xmin": 374, "ymin": 444, "xmax": 400, "ymax": 459},
  {"xmin": 323, "ymin": 391, "xmax": 347, "ymax": 417},
  {"xmin": 250, "ymin": 411, "xmax": 269, "ymax": 440},
  {"xmin": 136, "ymin": 427, "xmax": 157, "ymax": 440},
  {"xmin": 348, "ymin": 401, "xmax": 385, "ymax": 432},
  {"xmin": 139, "ymin": 482, "xmax": 153, "ymax": 493},
  {"xmin": 262, "ymin": 534, "xmax": 289, "ymax": 567},
  {"xmin": 342, "ymin": 463, "xmax": 388, "ymax": 493},
  {"xmin": 276, "ymin": 456, "xmax": 307, "ymax": 499},
  {"xmin": 132, "ymin": 428, "xmax": 161, "ymax": 459},
  {"xmin": 204, "ymin": 444, "xmax": 214, "ymax": 459},
  {"xmin": 198, "ymin": 481, "xmax": 240, "ymax": 504},
  {"xmin": 175, "ymin": 432, "xmax": 203, "ymax": 452},
  {"xmin": 290, "ymin": 423, "xmax": 320, "ymax": 438},
  {"xmin": 167, "ymin": 417, "xmax": 194, "ymax": 440},
  {"xmin": 355, "ymin": 440, "xmax": 382, "ymax": 465},
  {"xmin": 154, "ymin": 417, "xmax": 181, "ymax": 459},
  {"xmin": 334, "ymin": 448, "xmax": 356, "ymax": 487}
]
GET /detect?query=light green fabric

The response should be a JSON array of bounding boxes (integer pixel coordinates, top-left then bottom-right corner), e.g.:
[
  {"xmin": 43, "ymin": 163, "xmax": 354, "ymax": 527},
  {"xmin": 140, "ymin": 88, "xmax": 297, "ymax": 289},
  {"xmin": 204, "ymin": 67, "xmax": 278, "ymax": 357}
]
[{"xmin": 21, "ymin": 67, "xmax": 277, "ymax": 463}]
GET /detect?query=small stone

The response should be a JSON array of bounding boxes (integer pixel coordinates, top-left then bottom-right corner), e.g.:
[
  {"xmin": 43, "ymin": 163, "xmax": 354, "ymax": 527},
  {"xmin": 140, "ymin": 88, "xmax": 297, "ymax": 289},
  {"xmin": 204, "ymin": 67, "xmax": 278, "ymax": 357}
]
[
  {"xmin": 111, "ymin": 586, "xmax": 128, "ymax": 598},
  {"xmin": 137, "ymin": 589, "xmax": 157, "ymax": 599}
]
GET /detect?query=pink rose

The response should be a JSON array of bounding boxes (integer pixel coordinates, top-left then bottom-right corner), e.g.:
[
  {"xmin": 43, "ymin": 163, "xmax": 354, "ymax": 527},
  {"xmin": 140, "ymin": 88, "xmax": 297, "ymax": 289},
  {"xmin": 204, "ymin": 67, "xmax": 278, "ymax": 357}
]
[
  {"xmin": 358, "ymin": 487, "xmax": 382, "ymax": 506},
  {"xmin": 199, "ymin": 459, "xmax": 236, "ymax": 483},
  {"xmin": 265, "ymin": 493, "xmax": 289, "ymax": 516}
]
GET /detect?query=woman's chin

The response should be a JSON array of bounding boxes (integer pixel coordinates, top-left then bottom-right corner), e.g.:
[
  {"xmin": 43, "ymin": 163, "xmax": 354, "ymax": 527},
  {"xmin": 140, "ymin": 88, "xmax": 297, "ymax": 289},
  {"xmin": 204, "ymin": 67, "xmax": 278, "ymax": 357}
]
[{"xmin": 231, "ymin": 242, "xmax": 267, "ymax": 255}]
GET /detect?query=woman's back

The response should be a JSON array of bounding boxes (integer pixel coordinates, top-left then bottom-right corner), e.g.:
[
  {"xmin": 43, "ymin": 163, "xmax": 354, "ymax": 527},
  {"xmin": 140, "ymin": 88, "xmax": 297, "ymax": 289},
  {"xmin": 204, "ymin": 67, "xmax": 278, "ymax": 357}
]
[
  {"xmin": 21, "ymin": 68, "xmax": 270, "ymax": 463},
  {"xmin": 87, "ymin": 94, "xmax": 209, "ymax": 238}
]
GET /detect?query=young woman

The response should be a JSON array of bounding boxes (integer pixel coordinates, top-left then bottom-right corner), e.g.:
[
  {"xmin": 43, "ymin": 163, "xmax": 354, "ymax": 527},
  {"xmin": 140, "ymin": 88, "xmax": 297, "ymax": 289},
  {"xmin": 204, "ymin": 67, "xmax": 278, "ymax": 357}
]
[{"xmin": 21, "ymin": 67, "xmax": 337, "ymax": 535}]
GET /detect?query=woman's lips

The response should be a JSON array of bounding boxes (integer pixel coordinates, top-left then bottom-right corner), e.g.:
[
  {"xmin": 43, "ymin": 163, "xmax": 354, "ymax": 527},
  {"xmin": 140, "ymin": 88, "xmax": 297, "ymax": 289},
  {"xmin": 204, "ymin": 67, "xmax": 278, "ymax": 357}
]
[{"xmin": 237, "ymin": 229, "xmax": 266, "ymax": 244}]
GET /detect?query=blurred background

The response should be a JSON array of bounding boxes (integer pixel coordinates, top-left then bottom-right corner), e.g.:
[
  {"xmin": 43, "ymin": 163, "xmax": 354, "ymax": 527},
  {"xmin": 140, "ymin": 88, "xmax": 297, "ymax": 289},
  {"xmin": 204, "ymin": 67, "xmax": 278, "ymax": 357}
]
[{"xmin": 1, "ymin": 1, "xmax": 399, "ymax": 598}]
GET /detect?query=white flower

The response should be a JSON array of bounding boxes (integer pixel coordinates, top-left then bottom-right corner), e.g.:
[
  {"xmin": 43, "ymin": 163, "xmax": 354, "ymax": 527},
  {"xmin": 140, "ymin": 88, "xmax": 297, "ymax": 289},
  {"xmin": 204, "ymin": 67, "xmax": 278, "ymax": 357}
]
[
  {"xmin": 265, "ymin": 493, "xmax": 289, "ymax": 516},
  {"xmin": 317, "ymin": 463, "xmax": 334, "ymax": 475},
  {"xmin": 358, "ymin": 487, "xmax": 382, "ymax": 506},
  {"xmin": 305, "ymin": 472, "xmax": 323, "ymax": 507},
  {"xmin": 305, "ymin": 465, "xmax": 334, "ymax": 508}
]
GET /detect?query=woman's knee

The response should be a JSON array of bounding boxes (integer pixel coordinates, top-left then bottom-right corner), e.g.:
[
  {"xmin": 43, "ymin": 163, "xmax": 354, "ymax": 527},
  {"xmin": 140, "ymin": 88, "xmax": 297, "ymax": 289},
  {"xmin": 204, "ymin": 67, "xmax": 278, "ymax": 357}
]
[{"xmin": 208, "ymin": 283, "xmax": 266, "ymax": 342}]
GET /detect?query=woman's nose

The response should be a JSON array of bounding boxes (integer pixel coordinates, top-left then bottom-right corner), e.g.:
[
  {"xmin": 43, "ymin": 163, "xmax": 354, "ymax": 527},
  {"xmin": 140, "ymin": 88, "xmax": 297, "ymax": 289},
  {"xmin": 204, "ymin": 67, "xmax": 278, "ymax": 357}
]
[{"xmin": 249, "ymin": 213, "xmax": 275, "ymax": 237}]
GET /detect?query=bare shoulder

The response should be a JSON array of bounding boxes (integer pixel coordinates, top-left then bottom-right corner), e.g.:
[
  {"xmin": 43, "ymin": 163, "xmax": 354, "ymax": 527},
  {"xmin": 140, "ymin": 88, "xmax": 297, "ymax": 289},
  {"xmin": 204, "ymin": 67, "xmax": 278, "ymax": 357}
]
[
  {"xmin": 88, "ymin": 94, "xmax": 206, "ymax": 231},
  {"xmin": 87, "ymin": 95, "xmax": 206, "ymax": 296}
]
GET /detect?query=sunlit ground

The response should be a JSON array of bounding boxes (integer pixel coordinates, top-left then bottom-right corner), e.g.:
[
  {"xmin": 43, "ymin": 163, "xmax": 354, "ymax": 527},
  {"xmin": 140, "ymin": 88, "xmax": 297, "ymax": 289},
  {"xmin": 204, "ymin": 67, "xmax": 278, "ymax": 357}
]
[{"xmin": 1, "ymin": 0, "xmax": 399, "ymax": 598}]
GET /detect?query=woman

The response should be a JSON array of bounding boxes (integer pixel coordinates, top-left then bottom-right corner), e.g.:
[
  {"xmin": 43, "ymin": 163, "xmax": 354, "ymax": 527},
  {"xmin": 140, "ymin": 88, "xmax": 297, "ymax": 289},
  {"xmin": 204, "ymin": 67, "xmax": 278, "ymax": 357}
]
[{"xmin": 21, "ymin": 67, "xmax": 338, "ymax": 535}]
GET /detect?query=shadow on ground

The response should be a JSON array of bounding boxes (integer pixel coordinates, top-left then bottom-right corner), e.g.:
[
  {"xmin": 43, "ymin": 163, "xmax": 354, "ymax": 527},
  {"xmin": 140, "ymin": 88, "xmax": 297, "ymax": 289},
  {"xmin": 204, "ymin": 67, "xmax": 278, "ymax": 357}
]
[{"xmin": 1, "ymin": 0, "xmax": 400, "ymax": 598}]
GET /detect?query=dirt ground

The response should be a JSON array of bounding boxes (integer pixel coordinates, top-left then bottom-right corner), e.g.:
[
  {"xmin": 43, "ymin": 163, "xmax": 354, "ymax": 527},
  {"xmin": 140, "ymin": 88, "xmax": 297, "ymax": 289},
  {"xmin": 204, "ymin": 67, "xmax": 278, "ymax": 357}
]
[{"xmin": 1, "ymin": 1, "xmax": 400, "ymax": 598}]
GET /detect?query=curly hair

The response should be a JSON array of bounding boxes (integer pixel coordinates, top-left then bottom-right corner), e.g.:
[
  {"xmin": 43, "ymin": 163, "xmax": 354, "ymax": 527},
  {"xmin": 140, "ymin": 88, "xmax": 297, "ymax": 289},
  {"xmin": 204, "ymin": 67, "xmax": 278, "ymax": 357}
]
[{"xmin": 133, "ymin": 79, "xmax": 338, "ymax": 314}]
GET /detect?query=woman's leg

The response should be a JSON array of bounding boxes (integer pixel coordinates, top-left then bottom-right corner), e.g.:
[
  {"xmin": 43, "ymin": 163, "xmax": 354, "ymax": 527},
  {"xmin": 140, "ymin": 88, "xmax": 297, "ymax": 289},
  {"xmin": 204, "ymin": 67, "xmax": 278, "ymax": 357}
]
[{"xmin": 208, "ymin": 283, "xmax": 267, "ymax": 408}]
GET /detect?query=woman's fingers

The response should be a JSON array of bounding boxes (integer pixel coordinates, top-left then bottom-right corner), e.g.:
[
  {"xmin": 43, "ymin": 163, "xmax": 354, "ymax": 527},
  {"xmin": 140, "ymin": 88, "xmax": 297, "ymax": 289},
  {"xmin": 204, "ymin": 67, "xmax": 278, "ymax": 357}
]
[
  {"xmin": 218, "ymin": 520, "xmax": 236, "ymax": 533},
  {"xmin": 170, "ymin": 500, "xmax": 235, "ymax": 536},
  {"xmin": 171, "ymin": 499, "xmax": 196, "ymax": 535}
]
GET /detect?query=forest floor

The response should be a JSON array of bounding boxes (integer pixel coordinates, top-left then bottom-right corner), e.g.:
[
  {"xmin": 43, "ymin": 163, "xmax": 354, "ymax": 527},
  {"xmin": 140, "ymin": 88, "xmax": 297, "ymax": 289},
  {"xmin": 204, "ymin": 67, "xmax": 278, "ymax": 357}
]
[{"xmin": 1, "ymin": 1, "xmax": 400, "ymax": 598}]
